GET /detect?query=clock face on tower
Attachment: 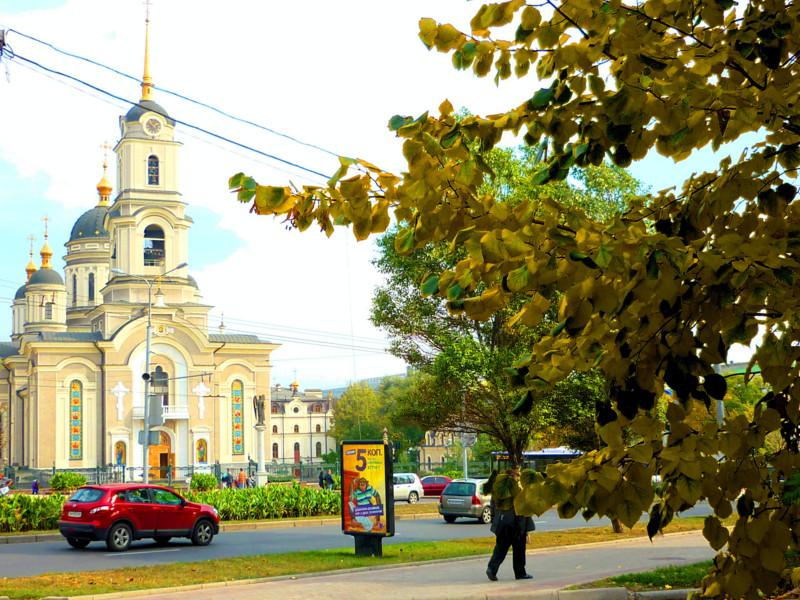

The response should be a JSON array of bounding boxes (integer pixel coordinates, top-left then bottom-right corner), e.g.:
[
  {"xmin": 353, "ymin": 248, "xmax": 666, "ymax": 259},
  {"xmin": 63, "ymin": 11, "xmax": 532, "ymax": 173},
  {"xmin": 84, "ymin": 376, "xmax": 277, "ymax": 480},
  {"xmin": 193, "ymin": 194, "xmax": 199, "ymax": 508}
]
[{"xmin": 144, "ymin": 117, "xmax": 162, "ymax": 136}]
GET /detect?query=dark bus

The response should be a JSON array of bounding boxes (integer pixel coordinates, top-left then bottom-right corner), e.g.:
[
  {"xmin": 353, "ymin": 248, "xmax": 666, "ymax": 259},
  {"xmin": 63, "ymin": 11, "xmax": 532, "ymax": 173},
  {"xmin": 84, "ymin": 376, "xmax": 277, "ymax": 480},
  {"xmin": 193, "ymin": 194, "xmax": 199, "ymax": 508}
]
[{"xmin": 490, "ymin": 447, "xmax": 581, "ymax": 472}]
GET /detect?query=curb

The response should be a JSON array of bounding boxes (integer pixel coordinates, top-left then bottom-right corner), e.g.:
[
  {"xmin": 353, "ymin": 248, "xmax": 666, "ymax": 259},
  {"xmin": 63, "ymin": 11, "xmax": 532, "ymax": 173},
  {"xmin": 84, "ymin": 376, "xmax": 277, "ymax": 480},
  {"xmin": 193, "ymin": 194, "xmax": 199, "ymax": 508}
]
[{"xmin": 630, "ymin": 590, "xmax": 698, "ymax": 599}]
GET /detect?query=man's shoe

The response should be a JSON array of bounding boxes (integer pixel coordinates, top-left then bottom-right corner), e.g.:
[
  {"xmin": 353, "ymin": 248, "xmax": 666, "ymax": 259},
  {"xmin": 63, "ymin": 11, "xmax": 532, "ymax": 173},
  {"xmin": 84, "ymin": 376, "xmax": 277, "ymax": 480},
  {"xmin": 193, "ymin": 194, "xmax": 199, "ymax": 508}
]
[
  {"xmin": 486, "ymin": 568, "xmax": 498, "ymax": 581},
  {"xmin": 515, "ymin": 574, "xmax": 533, "ymax": 580}
]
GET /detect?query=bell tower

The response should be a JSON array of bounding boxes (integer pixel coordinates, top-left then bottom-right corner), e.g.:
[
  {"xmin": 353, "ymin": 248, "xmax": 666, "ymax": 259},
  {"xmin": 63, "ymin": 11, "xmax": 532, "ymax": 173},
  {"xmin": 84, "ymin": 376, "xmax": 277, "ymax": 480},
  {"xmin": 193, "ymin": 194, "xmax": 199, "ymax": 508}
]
[{"xmin": 105, "ymin": 6, "xmax": 192, "ymax": 308}]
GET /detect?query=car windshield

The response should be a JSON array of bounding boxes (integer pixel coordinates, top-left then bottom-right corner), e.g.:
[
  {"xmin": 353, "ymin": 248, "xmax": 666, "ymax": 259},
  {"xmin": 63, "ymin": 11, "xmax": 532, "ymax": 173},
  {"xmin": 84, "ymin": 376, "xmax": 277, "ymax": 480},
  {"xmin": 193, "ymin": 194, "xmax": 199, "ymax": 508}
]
[
  {"xmin": 69, "ymin": 488, "xmax": 105, "ymax": 503},
  {"xmin": 443, "ymin": 482, "xmax": 475, "ymax": 496}
]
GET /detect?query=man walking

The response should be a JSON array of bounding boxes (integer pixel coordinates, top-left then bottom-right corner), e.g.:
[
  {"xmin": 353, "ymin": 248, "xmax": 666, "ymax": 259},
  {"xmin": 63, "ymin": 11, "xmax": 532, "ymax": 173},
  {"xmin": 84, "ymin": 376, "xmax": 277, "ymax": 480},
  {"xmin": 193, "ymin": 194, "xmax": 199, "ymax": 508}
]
[
  {"xmin": 324, "ymin": 469, "xmax": 335, "ymax": 490},
  {"xmin": 485, "ymin": 467, "xmax": 534, "ymax": 581}
]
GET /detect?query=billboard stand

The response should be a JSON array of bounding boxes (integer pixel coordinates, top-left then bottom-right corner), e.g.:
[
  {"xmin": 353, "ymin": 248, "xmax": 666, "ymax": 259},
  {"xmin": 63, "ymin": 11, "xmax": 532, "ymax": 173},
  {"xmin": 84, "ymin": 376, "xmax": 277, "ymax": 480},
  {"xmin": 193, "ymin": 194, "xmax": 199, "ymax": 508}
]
[
  {"xmin": 354, "ymin": 533, "xmax": 383, "ymax": 557},
  {"xmin": 340, "ymin": 440, "xmax": 395, "ymax": 558}
]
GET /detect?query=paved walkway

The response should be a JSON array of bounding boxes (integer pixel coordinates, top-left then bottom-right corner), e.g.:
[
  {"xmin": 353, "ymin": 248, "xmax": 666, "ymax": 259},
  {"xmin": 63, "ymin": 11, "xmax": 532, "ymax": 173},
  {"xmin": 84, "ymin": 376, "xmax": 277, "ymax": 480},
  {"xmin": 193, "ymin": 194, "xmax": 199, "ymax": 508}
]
[{"xmin": 73, "ymin": 531, "xmax": 713, "ymax": 600}]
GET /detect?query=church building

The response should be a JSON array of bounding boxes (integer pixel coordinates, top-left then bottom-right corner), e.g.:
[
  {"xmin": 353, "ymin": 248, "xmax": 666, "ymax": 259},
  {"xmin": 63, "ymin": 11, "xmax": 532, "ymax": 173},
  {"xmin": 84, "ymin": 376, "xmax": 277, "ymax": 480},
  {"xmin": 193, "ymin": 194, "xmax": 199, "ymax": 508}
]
[{"xmin": 0, "ymin": 25, "xmax": 278, "ymax": 476}]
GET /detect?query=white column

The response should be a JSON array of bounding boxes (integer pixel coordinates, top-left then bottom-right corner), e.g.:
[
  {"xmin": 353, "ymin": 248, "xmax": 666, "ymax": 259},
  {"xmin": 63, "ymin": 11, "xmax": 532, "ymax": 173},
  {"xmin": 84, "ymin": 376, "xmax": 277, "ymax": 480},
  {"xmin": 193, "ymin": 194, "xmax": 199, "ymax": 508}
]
[{"xmin": 254, "ymin": 424, "xmax": 268, "ymax": 486}]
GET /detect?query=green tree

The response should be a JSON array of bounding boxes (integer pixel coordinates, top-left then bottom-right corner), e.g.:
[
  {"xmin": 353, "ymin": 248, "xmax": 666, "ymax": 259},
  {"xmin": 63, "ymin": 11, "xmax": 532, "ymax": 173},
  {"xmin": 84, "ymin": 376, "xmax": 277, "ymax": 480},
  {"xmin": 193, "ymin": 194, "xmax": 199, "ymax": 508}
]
[
  {"xmin": 330, "ymin": 383, "xmax": 386, "ymax": 441},
  {"xmin": 232, "ymin": 1, "xmax": 800, "ymax": 595},
  {"xmin": 372, "ymin": 153, "xmax": 638, "ymax": 464}
]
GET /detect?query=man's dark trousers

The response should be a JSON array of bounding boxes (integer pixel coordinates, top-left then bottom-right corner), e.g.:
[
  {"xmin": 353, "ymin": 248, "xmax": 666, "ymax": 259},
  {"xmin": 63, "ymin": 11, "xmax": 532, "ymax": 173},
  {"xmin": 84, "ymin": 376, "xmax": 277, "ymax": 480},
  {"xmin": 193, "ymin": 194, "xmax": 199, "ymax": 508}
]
[{"xmin": 487, "ymin": 527, "xmax": 526, "ymax": 578}]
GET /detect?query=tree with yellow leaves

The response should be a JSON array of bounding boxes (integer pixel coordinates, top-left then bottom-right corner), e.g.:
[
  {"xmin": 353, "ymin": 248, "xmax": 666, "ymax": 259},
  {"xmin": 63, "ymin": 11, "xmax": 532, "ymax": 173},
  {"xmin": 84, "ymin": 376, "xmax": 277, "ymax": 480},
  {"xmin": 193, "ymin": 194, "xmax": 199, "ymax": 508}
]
[{"xmin": 231, "ymin": 0, "xmax": 800, "ymax": 596}]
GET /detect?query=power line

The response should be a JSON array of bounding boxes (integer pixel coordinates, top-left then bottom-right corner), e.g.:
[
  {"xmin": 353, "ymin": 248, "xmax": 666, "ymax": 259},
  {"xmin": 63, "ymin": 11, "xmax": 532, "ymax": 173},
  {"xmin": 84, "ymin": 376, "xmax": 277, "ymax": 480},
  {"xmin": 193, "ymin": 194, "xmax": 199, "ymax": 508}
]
[
  {"xmin": 6, "ymin": 28, "xmax": 343, "ymax": 159},
  {"xmin": 2, "ymin": 48, "xmax": 331, "ymax": 181}
]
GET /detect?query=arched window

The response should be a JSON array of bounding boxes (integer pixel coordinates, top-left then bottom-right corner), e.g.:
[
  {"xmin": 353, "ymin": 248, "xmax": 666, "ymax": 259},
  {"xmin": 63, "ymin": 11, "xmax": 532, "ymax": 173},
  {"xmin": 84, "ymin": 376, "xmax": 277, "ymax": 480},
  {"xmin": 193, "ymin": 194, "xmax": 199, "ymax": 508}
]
[
  {"xmin": 147, "ymin": 155, "xmax": 159, "ymax": 185},
  {"xmin": 271, "ymin": 403, "xmax": 279, "ymax": 414},
  {"xmin": 72, "ymin": 275, "xmax": 77, "ymax": 307},
  {"xmin": 69, "ymin": 380, "xmax": 83, "ymax": 460},
  {"xmin": 315, "ymin": 424, "xmax": 321, "ymax": 433},
  {"xmin": 231, "ymin": 380, "xmax": 244, "ymax": 455},
  {"xmin": 143, "ymin": 225, "xmax": 165, "ymax": 266},
  {"xmin": 272, "ymin": 443, "xmax": 279, "ymax": 459},
  {"xmin": 88, "ymin": 273, "xmax": 95, "ymax": 303},
  {"xmin": 114, "ymin": 441, "xmax": 126, "ymax": 466},
  {"xmin": 196, "ymin": 439, "xmax": 208, "ymax": 464},
  {"xmin": 293, "ymin": 424, "xmax": 299, "ymax": 433},
  {"xmin": 315, "ymin": 441, "xmax": 322, "ymax": 457},
  {"xmin": 152, "ymin": 366, "xmax": 169, "ymax": 406},
  {"xmin": 314, "ymin": 404, "xmax": 322, "ymax": 413},
  {"xmin": 272, "ymin": 425, "xmax": 278, "ymax": 434}
]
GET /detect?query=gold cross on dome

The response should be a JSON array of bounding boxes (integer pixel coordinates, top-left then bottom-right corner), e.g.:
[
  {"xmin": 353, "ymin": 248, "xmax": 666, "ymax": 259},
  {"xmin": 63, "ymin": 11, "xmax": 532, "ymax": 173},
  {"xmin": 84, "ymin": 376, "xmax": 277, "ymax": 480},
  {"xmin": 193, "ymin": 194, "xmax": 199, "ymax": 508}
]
[
  {"xmin": 100, "ymin": 141, "xmax": 111, "ymax": 162},
  {"xmin": 42, "ymin": 216, "xmax": 49, "ymax": 239}
]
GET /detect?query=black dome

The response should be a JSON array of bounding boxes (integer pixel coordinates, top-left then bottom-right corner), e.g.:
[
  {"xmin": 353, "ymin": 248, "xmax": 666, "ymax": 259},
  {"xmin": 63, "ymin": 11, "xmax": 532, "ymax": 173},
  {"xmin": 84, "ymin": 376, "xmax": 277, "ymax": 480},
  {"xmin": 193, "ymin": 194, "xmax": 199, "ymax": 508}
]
[
  {"xmin": 70, "ymin": 206, "xmax": 109, "ymax": 241},
  {"xmin": 14, "ymin": 284, "xmax": 26, "ymax": 300},
  {"xmin": 124, "ymin": 99, "xmax": 175, "ymax": 125},
  {"xmin": 28, "ymin": 268, "xmax": 64, "ymax": 286}
]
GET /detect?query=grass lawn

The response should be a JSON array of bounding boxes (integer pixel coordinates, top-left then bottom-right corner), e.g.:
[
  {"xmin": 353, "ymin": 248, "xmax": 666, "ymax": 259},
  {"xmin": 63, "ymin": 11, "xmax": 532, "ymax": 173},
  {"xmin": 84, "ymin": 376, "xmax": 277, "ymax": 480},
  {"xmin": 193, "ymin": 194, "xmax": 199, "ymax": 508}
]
[
  {"xmin": 0, "ymin": 517, "xmax": 709, "ymax": 600},
  {"xmin": 571, "ymin": 560, "xmax": 712, "ymax": 592}
]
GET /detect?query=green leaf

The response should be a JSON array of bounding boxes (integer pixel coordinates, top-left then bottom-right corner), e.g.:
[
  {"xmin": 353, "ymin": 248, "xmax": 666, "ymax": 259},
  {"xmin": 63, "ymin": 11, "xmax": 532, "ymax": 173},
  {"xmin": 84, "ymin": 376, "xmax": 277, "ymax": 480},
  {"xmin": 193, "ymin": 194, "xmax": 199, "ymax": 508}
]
[
  {"xmin": 394, "ymin": 228, "xmax": 415, "ymax": 254},
  {"xmin": 595, "ymin": 245, "xmax": 612, "ymax": 268},
  {"xmin": 704, "ymin": 373, "xmax": 727, "ymax": 400},
  {"xmin": 527, "ymin": 86, "xmax": 555, "ymax": 110},
  {"xmin": 441, "ymin": 128, "xmax": 461, "ymax": 149},
  {"xmin": 506, "ymin": 265, "xmax": 530, "ymax": 292},
  {"xmin": 389, "ymin": 115, "xmax": 414, "ymax": 131},
  {"xmin": 512, "ymin": 391, "xmax": 534, "ymax": 416},
  {"xmin": 551, "ymin": 320, "xmax": 567, "ymax": 336},
  {"xmin": 420, "ymin": 274, "xmax": 440, "ymax": 296}
]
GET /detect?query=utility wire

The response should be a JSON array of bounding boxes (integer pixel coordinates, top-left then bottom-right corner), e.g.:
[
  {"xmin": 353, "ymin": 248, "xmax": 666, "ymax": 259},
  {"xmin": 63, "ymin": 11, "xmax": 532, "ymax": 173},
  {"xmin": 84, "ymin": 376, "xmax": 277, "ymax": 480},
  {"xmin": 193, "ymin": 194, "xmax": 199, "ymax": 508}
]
[
  {"xmin": 2, "ymin": 48, "xmax": 331, "ymax": 181},
  {"xmin": 6, "ymin": 28, "xmax": 342, "ymax": 159}
]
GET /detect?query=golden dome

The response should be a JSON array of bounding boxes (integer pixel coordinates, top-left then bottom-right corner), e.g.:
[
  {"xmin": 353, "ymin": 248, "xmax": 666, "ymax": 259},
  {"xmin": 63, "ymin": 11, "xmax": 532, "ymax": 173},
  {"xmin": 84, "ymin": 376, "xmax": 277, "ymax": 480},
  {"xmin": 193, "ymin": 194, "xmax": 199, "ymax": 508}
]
[
  {"xmin": 96, "ymin": 160, "xmax": 112, "ymax": 206},
  {"xmin": 25, "ymin": 258, "xmax": 37, "ymax": 281}
]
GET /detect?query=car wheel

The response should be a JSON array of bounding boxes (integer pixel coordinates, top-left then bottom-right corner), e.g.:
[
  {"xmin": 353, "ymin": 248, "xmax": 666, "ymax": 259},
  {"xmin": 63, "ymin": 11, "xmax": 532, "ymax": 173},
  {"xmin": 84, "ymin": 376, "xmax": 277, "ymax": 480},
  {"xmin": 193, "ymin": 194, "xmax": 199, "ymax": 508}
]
[
  {"xmin": 444, "ymin": 515, "xmax": 457, "ymax": 523},
  {"xmin": 408, "ymin": 491, "xmax": 419, "ymax": 504},
  {"xmin": 191, "ymin": 519, "xmax": 214, "ymax": 546},
  {"xmin": 67, "ymin": 537, "xmax": 90, "ymax": 549},
  {"xmin": 106, "ymin": 523, "xmax": 132, "ymax": 552},
  {"xmin": 480, "ymin": 506, "xmax": 492, "ymax": 524},
  {"xmin": 154, "ymin": 536, "xmax": 171, "ymax": 546}
]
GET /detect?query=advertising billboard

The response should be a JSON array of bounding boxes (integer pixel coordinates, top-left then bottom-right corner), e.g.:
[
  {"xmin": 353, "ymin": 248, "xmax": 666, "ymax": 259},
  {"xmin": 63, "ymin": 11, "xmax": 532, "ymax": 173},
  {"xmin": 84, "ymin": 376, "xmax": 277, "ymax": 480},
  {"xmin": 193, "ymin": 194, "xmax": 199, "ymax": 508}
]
[{"xmin": 341, "ymin": 441, "xmax": 394, "ymax": 537}]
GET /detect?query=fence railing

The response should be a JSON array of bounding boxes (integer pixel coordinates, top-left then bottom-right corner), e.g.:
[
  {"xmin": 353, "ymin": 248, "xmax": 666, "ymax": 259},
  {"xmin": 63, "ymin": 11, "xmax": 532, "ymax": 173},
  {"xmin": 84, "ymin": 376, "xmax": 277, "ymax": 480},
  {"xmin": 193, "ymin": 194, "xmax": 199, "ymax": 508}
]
[{"xmin": 3, "ymin": 459, "xmax": 495, "ymax": 490}]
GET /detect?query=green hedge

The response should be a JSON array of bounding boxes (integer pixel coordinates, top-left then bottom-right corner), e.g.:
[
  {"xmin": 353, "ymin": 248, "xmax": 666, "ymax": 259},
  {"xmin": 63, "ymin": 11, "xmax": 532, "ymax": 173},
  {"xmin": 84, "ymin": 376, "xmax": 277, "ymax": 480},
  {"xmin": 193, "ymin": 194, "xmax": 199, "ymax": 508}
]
[
  {"xmin": 183, "ymin": 483, "xmax": 341, "ymax": 521},
  {"xmin": 0, "ymin": 493, "xmax": 65, "ymax": 533},
  {"xmin": 49, "ymin": 472, "xmax": 87, "ymax": 492},
  {"xmin": 189, "ymin": 473, "xmax": 218, "ymax": 491}
]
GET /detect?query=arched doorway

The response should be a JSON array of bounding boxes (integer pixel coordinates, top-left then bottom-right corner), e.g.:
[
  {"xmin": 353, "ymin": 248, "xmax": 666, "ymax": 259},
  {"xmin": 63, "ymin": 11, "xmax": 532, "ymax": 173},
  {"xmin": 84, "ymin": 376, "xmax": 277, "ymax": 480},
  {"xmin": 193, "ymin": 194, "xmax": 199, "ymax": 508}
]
[{"xmin": 148, "ymin": 431, "xmax": 173, "ymax": 480}]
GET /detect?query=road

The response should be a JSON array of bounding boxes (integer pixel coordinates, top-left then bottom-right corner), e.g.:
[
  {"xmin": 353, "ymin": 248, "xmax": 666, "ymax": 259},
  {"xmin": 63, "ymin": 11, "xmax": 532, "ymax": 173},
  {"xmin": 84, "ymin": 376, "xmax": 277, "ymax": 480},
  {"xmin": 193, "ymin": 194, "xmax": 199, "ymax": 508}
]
[{"xmin": 0, "ymin": 503, "xmax": 711, "ymax": 578}]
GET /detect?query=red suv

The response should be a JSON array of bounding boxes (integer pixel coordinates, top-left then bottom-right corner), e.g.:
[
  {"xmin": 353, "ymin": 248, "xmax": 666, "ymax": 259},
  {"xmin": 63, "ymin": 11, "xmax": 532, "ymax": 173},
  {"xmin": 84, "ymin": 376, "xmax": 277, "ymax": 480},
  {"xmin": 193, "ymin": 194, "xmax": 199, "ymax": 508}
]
[{"xmin": 59, "ymin": 484, "xmax": 220, "ymax": 552}]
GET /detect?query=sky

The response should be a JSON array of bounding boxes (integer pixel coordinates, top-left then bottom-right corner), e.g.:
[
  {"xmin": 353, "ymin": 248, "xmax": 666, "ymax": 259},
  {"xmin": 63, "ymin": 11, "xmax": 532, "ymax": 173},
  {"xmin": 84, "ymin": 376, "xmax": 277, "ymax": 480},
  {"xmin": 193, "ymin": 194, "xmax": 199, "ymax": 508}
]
[{"xmin": 0, "ymin": 0, "xmax": 753, "ymax": 390}]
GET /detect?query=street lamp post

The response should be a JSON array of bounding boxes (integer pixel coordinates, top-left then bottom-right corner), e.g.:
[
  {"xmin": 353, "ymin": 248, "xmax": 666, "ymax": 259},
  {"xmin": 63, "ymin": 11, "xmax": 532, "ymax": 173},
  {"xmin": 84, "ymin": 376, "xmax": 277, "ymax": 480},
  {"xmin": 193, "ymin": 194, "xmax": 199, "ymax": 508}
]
[{"xmin": 112, "ymin": 262, "xmax": 187, "ymax": 483}]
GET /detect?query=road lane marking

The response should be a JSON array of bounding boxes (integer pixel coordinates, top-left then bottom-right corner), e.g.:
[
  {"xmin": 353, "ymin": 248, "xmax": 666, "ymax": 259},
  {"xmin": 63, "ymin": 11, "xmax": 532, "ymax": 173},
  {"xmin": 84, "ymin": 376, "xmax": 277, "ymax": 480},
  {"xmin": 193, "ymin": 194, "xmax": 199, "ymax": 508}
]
[{"xmin": 104, "ymin": 549, "xmax": 181, "ymax": 557}]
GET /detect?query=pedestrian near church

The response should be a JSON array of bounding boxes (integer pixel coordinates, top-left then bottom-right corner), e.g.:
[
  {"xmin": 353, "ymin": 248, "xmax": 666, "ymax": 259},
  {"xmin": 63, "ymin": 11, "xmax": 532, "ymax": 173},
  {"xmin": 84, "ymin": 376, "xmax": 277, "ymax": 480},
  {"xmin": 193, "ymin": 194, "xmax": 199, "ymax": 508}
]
[
  {"xmin": 324, "ymin": 469, "xmax": 335, "ymax": 490},
  {"xmin": 237, "ymin": 468, "xmax": 247, "ymax": 489},
  {"xmin": 319, "ymin": 469, "xmax": 325, "ymax": 488},
  {"xmin": 485, "ymin": 467, "xmax": 535, "ymax": 581}
]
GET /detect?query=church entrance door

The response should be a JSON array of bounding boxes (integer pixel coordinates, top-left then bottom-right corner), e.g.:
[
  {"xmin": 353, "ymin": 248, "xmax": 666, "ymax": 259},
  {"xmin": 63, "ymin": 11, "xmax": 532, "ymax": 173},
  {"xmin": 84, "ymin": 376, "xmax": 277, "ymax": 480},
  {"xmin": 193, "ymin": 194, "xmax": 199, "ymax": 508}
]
[{"xmin": 148, "ymin": 431, "xmax": 173, "ymax": 480}]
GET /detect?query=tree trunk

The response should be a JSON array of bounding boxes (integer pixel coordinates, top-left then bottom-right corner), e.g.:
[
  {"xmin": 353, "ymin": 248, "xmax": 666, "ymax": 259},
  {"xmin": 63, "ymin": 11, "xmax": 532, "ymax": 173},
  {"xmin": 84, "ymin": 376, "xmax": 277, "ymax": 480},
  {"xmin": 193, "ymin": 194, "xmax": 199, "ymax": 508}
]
[{"xmin": 611, "ymin": 517, "xmax": 623, "ymax": 533}]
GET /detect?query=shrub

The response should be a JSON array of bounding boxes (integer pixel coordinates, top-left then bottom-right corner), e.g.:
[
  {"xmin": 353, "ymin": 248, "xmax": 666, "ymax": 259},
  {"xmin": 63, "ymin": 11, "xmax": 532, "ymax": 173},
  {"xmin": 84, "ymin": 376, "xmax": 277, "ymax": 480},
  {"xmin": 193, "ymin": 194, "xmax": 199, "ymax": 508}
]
[
  {"xmin": 0, "ymin": 493, "xmax": 64, "ymax": 533},
  {"xmin": 189, "ymin": 473, "xmax": 218, "ymax": 491},
  {"xmin": 184, "ymin": 482, "xmax": 341, "ymax": 521},
  {"xmin": 49, "ymin": 472, "xmax": 87, "ymax": 492}
]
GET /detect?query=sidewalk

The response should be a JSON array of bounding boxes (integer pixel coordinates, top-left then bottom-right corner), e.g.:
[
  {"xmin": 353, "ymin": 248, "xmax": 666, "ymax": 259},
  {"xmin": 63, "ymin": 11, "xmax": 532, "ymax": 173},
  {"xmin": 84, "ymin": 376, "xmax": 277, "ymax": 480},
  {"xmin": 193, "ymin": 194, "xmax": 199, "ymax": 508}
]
[{"xmin": 61, "ymin": 531, "xmax": 714, "ymax": 600}]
